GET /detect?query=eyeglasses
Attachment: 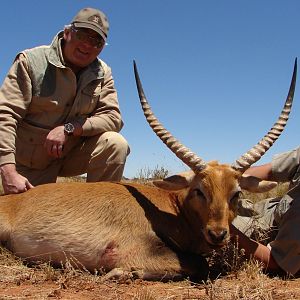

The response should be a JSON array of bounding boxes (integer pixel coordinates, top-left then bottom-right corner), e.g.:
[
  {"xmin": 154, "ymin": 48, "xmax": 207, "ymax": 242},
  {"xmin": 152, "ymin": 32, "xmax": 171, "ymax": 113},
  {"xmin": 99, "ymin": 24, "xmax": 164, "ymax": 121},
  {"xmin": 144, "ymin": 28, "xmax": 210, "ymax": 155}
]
[{"xmin": 70, "ymin": 26, "xmax": 105, "ymax": 49}]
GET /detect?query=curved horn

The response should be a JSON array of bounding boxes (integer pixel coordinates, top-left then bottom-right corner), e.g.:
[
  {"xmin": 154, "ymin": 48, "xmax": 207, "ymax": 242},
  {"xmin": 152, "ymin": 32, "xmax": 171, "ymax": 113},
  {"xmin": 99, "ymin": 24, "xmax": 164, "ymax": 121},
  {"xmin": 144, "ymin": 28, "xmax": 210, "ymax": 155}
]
[
  {"xmin": 133, "ymin": 61, "xmax": 207, "ymax": 172},
  {"xmin": 232, "ymin": 58, "xmax": 297, "ymax": 173}
]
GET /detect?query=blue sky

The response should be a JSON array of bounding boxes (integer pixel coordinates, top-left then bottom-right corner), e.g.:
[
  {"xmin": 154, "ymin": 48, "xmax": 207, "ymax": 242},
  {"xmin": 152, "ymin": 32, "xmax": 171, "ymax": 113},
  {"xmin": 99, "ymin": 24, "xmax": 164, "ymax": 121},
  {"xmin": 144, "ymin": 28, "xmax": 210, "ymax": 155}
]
[{"xmin": 0, "ymin": 1, "xmax": 299, "ymax": 178}]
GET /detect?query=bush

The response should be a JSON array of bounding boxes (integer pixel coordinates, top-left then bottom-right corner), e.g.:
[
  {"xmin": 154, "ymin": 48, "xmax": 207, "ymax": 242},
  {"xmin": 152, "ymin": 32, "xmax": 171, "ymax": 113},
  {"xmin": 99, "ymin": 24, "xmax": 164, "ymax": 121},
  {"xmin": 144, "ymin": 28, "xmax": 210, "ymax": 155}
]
[{"xmin": 134, "ymin": 165, "xmax": 169, "ymax": 184}]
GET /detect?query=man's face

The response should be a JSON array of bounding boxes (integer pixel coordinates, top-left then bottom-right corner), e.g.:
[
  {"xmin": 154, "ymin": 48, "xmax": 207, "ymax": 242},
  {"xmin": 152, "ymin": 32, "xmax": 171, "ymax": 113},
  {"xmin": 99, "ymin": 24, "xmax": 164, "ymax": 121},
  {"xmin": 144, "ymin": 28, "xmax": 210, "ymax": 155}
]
[{"xmin": 63, "ymin": 26, "xmax": 105, "ymax": 70}]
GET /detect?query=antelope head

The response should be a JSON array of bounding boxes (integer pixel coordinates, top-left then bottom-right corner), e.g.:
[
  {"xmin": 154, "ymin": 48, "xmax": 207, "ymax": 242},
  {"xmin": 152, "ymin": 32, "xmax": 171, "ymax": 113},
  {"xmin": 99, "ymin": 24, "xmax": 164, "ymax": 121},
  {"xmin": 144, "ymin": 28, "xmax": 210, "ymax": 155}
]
[{"xmin": 133, "ymin": 59, "xmax": 297, "ymax": 247}]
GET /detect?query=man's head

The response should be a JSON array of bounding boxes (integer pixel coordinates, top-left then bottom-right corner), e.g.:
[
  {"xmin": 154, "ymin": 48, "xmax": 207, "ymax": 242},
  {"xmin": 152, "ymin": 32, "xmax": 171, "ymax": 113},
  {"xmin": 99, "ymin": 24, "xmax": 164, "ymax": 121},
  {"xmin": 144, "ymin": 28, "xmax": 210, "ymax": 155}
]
[
  {"xmin": 63, "ymin": 7, "xmax": 109, "ymax": 72},
  {"xmin": 71, "ymin": 7, "xmax": 109, "ymax": 42}
]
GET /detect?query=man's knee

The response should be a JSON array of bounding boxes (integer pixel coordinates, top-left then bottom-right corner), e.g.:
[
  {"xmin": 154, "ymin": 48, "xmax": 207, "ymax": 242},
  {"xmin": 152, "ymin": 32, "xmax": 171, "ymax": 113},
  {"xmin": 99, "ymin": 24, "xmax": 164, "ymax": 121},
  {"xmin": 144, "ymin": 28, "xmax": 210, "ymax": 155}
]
[
  {"xmin": 94, "ymin": 132, "xmax": 130, "ymax": 163},
  {"xmin": 103, "ymin": 132, "xmax": 129, "ymax": 154},
  {"xmin": 86, "ymin": 132, "xmax": 129, "ymax": 182}
]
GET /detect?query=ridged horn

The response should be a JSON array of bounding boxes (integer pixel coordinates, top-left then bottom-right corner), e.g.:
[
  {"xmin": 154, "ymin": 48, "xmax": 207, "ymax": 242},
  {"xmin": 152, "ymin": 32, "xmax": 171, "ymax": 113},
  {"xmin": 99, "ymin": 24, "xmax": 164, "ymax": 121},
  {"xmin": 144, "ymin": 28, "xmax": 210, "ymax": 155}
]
[
  {"xmin": 232, "ymin": 58, "xmax": 297, "ymax": 173},
  {"xmin": 133, "ymin": 60, "xmax": 207, "ymax": 172}
]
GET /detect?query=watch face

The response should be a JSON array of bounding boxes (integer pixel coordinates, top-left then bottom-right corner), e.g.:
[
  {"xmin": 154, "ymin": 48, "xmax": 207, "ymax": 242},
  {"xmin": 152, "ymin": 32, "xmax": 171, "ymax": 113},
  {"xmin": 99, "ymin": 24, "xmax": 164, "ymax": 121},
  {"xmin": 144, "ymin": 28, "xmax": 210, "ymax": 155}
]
[{"xmin": 64, "ymin": 123, "xmax": 75, "ymax": 135}]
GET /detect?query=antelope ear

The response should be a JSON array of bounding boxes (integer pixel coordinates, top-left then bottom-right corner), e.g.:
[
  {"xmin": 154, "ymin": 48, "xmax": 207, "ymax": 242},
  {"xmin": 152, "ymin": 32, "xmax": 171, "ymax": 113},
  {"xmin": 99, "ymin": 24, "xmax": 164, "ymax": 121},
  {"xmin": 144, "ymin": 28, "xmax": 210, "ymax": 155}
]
[
  {"xmin": 240, "ymin": 175, "xmax": 278, "ymax": 193},
  {"xmin": 153, "ymin": 171, "xmax": 194, "ymax": 191}
]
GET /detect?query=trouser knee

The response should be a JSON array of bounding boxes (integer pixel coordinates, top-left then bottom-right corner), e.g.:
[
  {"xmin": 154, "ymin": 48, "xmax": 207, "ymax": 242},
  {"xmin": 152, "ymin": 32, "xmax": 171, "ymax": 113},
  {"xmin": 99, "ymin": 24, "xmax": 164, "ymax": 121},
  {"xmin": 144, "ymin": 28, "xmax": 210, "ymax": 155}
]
[
  {"xmin": 58, "ymin": 132, "xmax": 129, "ymax": 182},
  {"xmin": 89, "ymin": 132, "xmax": 130, "ymax": 167},
  {"xmin": 98, "ymin": 132, "xmax": 130, "ymax": 163},
  {"xmin": 86, "ymin": 132, "xmax": 129, "ymax": 182}
]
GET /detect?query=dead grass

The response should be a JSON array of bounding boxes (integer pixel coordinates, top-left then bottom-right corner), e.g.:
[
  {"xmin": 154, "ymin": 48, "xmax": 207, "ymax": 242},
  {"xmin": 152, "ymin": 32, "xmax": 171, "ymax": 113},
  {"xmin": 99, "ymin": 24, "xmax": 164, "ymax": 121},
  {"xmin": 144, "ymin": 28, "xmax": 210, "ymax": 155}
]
[
  {"xmin": 0, "ymin": 175, "xmax": 298, "ymax": 299},
  {"xmin": 0, "ymin": 246, "xmax": 299, "ymax": 299}
]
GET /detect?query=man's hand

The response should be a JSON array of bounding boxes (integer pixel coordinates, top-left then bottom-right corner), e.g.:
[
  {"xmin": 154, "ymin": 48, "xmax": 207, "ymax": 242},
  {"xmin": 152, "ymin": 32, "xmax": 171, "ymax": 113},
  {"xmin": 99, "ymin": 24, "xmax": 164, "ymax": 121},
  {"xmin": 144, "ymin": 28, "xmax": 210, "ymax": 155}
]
[
  {"xmin": 44, "ymin": 123, "xmax": 82, "ymax": 158},
  {"xmin": 0, "ymin": 164, "xmax": 34, "ymax": 194},
  {"xmin": 44, "ymin": 125, "xmax": 67, "ymax": 158}
]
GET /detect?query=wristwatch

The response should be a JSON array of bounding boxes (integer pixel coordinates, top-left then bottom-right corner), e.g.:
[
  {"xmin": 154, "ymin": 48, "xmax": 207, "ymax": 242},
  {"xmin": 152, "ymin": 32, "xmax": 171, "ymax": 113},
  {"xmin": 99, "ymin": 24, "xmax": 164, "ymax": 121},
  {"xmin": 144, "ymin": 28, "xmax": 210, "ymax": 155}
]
[{"xmin": 64, "ymin": 122, "xmax": 75, "ymax": 136}]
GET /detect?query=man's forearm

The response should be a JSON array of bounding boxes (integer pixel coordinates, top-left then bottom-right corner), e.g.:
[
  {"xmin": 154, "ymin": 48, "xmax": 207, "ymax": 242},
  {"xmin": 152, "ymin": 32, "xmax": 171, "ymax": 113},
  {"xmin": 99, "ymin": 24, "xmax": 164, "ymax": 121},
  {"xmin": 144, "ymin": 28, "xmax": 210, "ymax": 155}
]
[
  {"xmin": 230, "ymin": 225, "xmax": 282, "ymax": 272},
  {"xmin": 243, "ymin": 163, "xmax": 273, "ymax": 181},
  {"xmin": 0, "ymin": 163, "xmax": 17, "ymax": 175}
]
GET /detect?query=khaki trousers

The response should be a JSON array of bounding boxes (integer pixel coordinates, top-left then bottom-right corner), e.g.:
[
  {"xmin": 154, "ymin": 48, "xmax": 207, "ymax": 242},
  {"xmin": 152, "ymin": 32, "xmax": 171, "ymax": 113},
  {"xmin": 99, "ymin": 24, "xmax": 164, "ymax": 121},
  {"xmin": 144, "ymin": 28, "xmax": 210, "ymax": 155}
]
[
  {"xmin": 16, "ymin": 131, "xmax": 130, "ymax": 186},
  {"xmin": 233, "ymin": 196, "xmax": 292, "ymax": 244}
]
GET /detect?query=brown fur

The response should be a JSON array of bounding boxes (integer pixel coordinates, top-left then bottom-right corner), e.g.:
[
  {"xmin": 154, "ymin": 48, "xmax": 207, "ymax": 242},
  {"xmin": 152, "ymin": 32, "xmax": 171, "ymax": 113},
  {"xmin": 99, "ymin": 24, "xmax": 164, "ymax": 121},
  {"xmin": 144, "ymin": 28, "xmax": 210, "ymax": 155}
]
[{"xmin": 0, "ymin": 162, "xmax": 275, "ymax": 281}]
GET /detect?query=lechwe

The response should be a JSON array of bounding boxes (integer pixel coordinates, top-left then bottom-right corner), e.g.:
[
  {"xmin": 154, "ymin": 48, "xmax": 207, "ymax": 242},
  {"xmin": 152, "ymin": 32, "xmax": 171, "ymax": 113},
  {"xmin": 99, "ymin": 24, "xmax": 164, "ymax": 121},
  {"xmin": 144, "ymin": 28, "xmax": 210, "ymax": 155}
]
[{"xmin": 0, "ymin": 60, "xmax": 297, "ymax": 282}]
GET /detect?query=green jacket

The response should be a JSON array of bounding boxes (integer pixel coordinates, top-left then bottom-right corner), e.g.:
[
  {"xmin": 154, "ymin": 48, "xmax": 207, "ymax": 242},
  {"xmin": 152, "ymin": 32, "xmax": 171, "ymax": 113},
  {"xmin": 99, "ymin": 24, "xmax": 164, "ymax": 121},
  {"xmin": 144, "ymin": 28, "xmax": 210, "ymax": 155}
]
[{"xmin": 0, "ymin": 31, "xmax": 123, "ymax": 169}]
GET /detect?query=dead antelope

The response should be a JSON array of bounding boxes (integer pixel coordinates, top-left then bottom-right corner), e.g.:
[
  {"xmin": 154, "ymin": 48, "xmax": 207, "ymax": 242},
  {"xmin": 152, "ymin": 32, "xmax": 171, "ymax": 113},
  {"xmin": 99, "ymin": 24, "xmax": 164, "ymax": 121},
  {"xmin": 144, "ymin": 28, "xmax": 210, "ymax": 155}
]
[{"xmin": 0, "ymin": 60, "xmax": 296, "ymax": 282}]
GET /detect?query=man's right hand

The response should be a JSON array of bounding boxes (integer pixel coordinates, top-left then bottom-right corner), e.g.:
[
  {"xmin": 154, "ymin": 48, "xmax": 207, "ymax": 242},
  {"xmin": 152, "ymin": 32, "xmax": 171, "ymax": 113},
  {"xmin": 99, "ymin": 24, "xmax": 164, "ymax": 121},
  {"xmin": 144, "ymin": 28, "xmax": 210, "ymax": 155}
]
[{"xmin": 0, "ymin": 164, "xmax": 34, "ymax": 195}]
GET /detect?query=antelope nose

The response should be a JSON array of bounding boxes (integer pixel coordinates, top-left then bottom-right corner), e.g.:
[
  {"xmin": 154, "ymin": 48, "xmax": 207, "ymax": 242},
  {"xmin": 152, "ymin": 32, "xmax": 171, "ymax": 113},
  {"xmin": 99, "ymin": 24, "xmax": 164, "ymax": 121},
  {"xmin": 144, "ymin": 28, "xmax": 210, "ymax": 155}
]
[{"xmin": 208, "ymin": 229, "xmax": 228, "ymax": 244}]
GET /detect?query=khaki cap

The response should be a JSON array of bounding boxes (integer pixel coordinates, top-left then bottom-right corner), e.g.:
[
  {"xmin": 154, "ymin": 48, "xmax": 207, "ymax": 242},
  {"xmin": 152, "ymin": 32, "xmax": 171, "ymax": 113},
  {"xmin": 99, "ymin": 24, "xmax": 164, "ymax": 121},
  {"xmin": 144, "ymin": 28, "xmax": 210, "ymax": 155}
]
[{"xmin": 71, "ymin": 7, "xmax": 109, "ymax": 41}]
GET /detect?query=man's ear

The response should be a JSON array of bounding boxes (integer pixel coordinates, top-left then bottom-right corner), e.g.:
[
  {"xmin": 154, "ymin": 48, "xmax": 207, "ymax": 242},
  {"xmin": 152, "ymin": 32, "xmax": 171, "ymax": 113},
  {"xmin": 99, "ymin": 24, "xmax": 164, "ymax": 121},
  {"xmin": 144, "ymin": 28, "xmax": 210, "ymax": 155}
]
[
  {"xmin": 63, "ymin": 27, "xmax": 71, "ymax": 41},
  {"xmin": 240, "ymin": 175, "xmax": 277, "ymax": 193}
]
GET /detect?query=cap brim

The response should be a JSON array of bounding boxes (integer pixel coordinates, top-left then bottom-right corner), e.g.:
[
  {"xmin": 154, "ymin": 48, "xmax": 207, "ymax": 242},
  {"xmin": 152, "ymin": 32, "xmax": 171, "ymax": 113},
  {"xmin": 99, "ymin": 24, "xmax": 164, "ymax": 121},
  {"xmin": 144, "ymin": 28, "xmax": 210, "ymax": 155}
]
[{"xmin": 72, "ymin": 21, "xmax": 107, "ymax": 41}]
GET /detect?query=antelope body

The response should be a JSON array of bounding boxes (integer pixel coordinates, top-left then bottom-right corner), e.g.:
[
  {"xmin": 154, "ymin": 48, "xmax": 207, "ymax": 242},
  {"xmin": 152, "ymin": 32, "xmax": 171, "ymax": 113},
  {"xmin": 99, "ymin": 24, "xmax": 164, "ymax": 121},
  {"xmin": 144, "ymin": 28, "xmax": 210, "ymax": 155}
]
[
  {"xmin": 0, "ymin": 163, "xmax": 276, "ymax": 280},
  {"xmin": 0, "ymin": 60, "xmax": 297, "ymax": 281}
]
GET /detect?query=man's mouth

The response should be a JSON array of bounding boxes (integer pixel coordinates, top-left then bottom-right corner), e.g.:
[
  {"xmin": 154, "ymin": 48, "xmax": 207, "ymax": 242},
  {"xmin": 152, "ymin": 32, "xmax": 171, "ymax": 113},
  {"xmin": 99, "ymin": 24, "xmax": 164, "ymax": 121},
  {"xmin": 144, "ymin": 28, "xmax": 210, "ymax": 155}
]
[{"xmin": 75, "ymin": 48, "xmax": 90, "ymax": 58}]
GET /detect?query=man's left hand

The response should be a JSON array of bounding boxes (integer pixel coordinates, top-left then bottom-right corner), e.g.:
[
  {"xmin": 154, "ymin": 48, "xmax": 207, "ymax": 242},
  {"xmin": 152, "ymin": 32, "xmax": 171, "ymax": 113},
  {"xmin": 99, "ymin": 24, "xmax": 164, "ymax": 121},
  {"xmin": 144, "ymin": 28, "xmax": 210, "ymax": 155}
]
[{"xmin": 44, "ymin": 125, "xmax": 66, "ymax": 158}]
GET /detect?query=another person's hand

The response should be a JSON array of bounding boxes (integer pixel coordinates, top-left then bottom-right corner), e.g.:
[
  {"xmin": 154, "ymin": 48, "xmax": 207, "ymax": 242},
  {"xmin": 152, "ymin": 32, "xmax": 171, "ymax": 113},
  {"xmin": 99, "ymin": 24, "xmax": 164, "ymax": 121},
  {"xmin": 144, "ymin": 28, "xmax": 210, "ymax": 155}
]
[{"xmin": 0, "ymin": 164, "xmax": 34, "ymax": 194}]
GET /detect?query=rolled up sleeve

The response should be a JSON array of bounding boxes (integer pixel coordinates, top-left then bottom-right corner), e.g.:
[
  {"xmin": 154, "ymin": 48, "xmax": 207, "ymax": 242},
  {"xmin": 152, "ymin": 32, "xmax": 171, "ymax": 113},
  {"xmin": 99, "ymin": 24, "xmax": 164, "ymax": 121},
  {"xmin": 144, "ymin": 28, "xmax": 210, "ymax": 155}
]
[{"xmin": 271, "ymin": 147, "xmax": 300, "ymax": 182}]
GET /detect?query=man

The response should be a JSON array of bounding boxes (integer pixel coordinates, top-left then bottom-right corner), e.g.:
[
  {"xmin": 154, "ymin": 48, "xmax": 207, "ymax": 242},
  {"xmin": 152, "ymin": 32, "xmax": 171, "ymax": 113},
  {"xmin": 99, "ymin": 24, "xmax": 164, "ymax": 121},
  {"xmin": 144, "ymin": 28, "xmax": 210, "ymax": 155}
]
[
  {"xmin": 0, "ymin": 7, "xmax": 129, "ymax": 195},
  {"xmin": 232, "ymin": 147, "xmax": 300, "ymax": 276}
]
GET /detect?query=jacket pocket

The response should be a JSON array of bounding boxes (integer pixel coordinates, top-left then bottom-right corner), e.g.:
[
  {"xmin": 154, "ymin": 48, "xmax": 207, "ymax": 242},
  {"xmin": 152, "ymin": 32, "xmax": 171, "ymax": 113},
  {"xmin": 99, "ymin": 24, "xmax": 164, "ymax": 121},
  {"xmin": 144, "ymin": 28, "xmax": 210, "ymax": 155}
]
[
  {"xmin": 15, "ymin": 123, "xmax": 55, "ymax": 170},
  {"xmin": 80, "ymin": 84, "xmax": 101, "ymax": 114}
]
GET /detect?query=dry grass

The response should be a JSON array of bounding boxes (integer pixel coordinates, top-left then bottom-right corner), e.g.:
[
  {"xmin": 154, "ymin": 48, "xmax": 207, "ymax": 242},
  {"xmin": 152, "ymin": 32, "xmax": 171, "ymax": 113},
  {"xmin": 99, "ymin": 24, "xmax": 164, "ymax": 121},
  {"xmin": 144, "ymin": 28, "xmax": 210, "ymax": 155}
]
[
  {"xmin": 0, "ymin": 245, "xmax": 299, "ymax": 299},
  {"xmin": 0, "ymin": 174, "xmax": 299, "ymax": 299}
]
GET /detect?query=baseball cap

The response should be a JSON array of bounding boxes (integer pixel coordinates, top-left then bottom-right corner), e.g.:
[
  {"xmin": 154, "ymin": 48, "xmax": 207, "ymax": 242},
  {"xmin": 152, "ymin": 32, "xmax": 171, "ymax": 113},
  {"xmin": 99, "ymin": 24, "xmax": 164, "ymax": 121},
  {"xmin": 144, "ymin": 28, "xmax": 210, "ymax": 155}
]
[{"xmin": 71, "ymin": 7, "xmax": 109, "ymax": 41}]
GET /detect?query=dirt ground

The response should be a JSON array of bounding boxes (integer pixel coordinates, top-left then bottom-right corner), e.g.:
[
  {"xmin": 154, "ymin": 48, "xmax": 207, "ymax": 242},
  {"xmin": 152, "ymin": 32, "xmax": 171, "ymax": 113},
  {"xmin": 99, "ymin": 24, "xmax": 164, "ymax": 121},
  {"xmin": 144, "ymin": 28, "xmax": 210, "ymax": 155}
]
[
  {"xmin": 0, "ymin": 250, "xmax": 299, "ymax": 300},
  {"xmin": 0, "ymin": 271, "xmax": 300, "ymax": 300}
]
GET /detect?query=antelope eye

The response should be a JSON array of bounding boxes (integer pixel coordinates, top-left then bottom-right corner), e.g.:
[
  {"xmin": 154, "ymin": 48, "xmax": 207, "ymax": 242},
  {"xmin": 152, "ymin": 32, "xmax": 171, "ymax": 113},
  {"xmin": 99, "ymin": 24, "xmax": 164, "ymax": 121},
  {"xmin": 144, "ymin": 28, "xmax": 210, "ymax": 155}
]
[{"xmin": 194, "ymin": 188, "xmax": 205, "ymax": 198}]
